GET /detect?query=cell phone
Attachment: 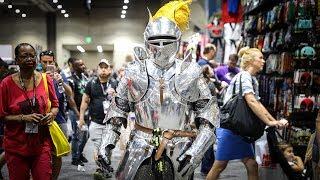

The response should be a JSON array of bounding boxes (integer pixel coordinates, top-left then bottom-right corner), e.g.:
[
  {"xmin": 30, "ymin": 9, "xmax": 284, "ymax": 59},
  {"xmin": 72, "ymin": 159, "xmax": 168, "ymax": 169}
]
[{"xmin": 46, "ymin": 64, "xmax": 55, "ymax": 73}]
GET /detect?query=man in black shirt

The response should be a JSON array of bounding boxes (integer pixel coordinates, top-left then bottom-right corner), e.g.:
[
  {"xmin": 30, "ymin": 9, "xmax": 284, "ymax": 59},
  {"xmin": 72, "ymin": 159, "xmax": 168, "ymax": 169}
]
[
  {"xmin": 68, "ymin": 58, "xmax": 89, "ymax": 167},
  {"xmin": 79, "ymin": 59, "xmax": 117, "ymax": 178}
]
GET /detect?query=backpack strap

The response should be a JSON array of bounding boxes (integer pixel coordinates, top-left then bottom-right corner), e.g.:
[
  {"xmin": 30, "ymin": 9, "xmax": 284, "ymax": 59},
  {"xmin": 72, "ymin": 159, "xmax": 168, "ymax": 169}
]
[{"xmin": 233, "ymin": 73, "xmax": 256, "ymax": 98}]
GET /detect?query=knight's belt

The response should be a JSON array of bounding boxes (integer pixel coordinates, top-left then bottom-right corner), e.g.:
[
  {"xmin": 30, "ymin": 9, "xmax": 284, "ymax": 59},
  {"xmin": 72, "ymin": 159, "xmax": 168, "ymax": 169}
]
[{"xmin": 134, "ymin": 123, "xmax": 197, "ymax": 160}]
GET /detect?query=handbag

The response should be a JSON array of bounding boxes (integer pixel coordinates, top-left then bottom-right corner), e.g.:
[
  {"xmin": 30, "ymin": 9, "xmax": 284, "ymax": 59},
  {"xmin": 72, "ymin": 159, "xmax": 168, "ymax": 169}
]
[
  {"xmin": 42, "ymin": 73, "xmax": 71, "ymax": 157},
  {"xmin": 220, "ymin": 74, "xmax": 266, "ymax": 142}
]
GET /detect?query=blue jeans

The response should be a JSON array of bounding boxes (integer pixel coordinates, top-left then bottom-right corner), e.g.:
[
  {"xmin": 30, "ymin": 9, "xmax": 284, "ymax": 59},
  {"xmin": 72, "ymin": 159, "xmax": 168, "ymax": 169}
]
[
  {"xmin": 69, "ymin": 110, "xmax": 89, "ymax": 161},
  {"xmin": 201, "ymin": 145, "xmax": 215, "ymax": 174}
]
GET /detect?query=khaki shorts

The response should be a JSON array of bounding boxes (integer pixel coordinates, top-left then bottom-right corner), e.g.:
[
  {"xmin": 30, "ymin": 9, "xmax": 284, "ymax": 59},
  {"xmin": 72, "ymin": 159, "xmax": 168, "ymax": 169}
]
[{"xmin": 89, "ymin": 121, "xmax": 106, "ymax": 153}]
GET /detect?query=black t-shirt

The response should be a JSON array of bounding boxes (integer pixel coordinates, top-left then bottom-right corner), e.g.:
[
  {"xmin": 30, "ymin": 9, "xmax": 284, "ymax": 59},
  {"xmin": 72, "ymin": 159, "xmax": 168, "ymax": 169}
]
[
  {"xmin": 85, "ymin": 77, "xmax": 117, "ymax": 125},
  {"xmin": 68, "ymin": 73, "xmax": 88, "ymax": 110}
]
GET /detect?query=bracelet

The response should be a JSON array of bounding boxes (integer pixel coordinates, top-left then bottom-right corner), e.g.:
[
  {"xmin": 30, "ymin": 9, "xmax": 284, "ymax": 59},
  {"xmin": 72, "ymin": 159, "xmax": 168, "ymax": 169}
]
[{"xmin": 20, "ymin": 114, "xmax": 24, "ymax": 122}]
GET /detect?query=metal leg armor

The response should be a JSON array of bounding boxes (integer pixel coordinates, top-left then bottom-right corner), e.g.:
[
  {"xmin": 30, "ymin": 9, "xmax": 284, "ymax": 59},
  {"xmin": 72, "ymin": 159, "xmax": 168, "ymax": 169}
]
[{"xmin": 98, "ymin": 120, "xmax": 122, "ymax": 178}]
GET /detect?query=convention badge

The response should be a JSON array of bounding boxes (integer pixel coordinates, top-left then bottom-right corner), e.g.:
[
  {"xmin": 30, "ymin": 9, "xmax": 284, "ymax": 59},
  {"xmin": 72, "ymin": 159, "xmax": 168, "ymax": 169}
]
[
  {"xmin": 25, "ymin": 122, "xmax": 39, "ymax": 133},
  {"xmin": 103, "ymin": 100, "xmax": 111, "ymax": 114}
]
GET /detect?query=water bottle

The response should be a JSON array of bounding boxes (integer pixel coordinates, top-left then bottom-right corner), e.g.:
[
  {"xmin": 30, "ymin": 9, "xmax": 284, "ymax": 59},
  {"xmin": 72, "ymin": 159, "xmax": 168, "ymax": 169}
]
[{"xmin": 57, "ymin": 80, "xmax": 65, "ymax": 93}]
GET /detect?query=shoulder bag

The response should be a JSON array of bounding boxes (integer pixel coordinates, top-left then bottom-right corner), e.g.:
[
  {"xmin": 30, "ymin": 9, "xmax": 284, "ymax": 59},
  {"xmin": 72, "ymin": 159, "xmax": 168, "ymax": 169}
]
[
  {"xmin": 220, "ymin": 74, "xmax": 266, "ymax": 142},
  {"xmin": 42, "ymin": 73, "xmax": 71, "ymax": 157}
]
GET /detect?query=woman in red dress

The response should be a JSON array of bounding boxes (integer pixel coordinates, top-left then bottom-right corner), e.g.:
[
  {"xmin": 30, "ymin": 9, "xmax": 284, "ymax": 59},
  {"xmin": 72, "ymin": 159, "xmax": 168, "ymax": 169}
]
[{"xmin": 0, "ymin": 43, "xmax": 58, "ymax": 180}]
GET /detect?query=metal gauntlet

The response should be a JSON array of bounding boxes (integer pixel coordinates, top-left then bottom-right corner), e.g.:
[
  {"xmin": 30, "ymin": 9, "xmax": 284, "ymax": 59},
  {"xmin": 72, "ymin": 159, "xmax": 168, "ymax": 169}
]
[
  {"xmin": 177, "ymin": 121, "xmax": 215, "ymax": 177},
  {"xmin": 184, "ymin": 123, "xmax": 215, "ymax": 164}
]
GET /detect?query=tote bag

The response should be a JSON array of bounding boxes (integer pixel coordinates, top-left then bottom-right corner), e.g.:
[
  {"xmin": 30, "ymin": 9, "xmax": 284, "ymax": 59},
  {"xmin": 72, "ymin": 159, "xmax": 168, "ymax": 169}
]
[
  {"xmin": 42, "ymin": 73, "xmax": 71, "ymax": 157},
  {"xmin": 220, "ymin": 74, "xmax": 266, "ymax": 142}
]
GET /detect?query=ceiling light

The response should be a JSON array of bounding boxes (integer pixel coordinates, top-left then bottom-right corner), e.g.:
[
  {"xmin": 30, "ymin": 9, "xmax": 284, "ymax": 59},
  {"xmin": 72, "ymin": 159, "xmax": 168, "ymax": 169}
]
[
  {"xmin": 77, "ymin": 45, "xmax": 85, "ymax": 53},
  {"xmin": 0, "ymin": 0, "xmax": 4, "ymax": 3},
  {"xmin": 97, "ymin": 45, "xmax": 103, "ymax": 53},
  {"xmin": 15, "ymin": 9, "xmax": 20, "ymax": 13},
  {"xmin": 8, "ymin": 4, "xmax": 12, "ymax": 9},
  {"xmin": 61, "ymin": 9, "xmax": 66, "ymax": 14},
  {"xmin": 121, "ymin": 14, "xmax": 125, "ymax": 19},
  {"xmin": 124, "ymin": 0, "xmax": 129, "ymax": 3},
  {"xmin": 22, "ymin": 13, "xmax": 26, "ymax": 17},
  {"xmin": 123, "ymin": 5, "xmax": 128, "ymax": 9},
  {"xmin": 53, "ymin": 0, "xmax": 58, "ymax": 3},
  {"xmin": 121, "ymin": 10, "xmax": 126, "ymax": 14},
  {"xmin": 57, "ymin": 5, "xmax": 62, "ymax": 9},
  {"xmin": 64, "ymin": 13, "xmax": 69, "ymax": 18}
]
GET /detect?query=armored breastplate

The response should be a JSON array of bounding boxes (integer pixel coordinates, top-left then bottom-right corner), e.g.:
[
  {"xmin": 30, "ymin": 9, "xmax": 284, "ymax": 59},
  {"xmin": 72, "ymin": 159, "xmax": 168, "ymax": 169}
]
[{"xmin": 133, "ymin": 60, "xmax": 192, "ymax": 130}]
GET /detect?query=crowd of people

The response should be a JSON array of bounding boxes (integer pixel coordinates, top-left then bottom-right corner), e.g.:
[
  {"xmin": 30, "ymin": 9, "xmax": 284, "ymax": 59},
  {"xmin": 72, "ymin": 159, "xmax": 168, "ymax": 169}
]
[
  {"xmin": 0, "ymin": 36, "xmax": 318, "ymax": 180},
  {"xmin": 0, "ymin": 39, "xmax": 319, "ymax": 180},
  {"xmin": 0, "ymin": 42, "xmax": 128, "ymax": 179},
  {"xmin": 0, "ymin": 1, "xmax": 319, "ymax": 177}
]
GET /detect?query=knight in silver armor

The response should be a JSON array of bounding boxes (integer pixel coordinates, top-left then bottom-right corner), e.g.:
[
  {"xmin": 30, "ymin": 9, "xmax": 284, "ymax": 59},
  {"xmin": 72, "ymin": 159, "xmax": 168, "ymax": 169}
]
[{"xmin": 99, "ymin": 1, "xmax": 219, "ymax": 179}]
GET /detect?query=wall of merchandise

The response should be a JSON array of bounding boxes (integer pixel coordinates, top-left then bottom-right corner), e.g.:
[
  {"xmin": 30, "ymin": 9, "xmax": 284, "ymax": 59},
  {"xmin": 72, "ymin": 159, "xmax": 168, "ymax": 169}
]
[{"xmin": 242, "ymin": 0, "xmax": 320, "ymax": 158}]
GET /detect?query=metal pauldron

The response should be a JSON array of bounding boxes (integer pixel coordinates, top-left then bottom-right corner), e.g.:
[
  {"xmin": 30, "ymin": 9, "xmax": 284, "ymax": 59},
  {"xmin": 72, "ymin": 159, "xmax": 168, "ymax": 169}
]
[
  {"xmin": 174, "ymin": 62, "xmax": 202, "ymax": 102},
  {"xmin": 124, "ymin": 61, "xmax": 148, "ymax": 102}
]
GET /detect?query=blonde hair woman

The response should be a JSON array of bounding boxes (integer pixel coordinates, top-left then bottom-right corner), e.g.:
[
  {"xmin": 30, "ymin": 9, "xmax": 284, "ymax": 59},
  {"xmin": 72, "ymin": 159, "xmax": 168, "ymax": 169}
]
[{"xmin": 206, "ymin": 47, "xmax": 288, "ymax": 180}]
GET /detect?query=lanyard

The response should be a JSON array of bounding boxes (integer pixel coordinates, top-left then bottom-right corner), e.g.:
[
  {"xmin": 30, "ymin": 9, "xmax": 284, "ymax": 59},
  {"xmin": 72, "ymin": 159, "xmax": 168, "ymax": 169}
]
[
  {"xmin": 100, "ymin": 81, "xmax": 109, "ymax": 97},
  {"xmin": 74, "ymin": 73, "xmax": 87, "ymax": 89},
  {"xmin": 19, "ymin": 72, "xmax": 36, "ymax": 107}
]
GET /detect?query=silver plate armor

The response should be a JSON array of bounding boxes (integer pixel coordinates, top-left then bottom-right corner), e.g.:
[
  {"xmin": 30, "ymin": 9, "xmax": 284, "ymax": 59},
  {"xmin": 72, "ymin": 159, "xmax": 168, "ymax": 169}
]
[{"xmin": 100, "ymin": 16, "xmax": 218, "ymax": 180}]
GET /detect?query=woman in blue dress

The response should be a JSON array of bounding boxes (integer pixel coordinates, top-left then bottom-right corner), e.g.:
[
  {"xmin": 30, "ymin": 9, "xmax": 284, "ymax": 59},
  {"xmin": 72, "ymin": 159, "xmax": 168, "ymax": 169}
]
[{"xmin": 206, "ymin": 47, "xmax": 288, "ymax": 180}]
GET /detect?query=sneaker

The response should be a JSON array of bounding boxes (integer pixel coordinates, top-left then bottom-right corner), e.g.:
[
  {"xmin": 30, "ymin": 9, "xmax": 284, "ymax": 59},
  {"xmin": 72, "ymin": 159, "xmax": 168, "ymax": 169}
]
[
  {"xmin": 80, "ymin": 154, "xmax": 88, "ymax": 163},
  {"xmin": 77, "ymin": 164, "xmax": 86, "ymax": 172},
  {"xmin": 72, "ymin": 159, "xmax": 84, "ymax": 166}
]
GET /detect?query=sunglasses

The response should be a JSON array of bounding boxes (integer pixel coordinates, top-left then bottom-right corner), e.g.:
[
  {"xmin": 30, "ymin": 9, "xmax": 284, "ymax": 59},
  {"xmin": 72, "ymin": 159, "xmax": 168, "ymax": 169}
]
[{"xmin": 40, "ymin": 50, "xmax": 55, "ymax": 57}]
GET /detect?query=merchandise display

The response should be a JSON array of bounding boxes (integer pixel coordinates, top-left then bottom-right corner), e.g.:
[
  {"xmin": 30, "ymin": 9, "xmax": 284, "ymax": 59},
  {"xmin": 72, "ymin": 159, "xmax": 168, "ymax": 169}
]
[{"xmin": 242, "ymin": 0, "xmax": 320, "ymax": 177}]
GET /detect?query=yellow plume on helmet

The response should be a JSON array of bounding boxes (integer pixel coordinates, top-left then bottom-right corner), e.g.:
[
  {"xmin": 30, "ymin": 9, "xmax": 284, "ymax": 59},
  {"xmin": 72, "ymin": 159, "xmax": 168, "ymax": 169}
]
[{"xmin": 152, "ymin": 0, "xmax": 192, "ymax": 32}]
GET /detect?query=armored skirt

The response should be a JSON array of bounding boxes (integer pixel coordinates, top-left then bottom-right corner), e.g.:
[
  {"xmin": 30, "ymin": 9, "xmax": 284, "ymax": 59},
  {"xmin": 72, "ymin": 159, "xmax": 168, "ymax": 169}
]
[{"xmin": 215, "ymin": 128, "xmax": 254, "ymax": 161}]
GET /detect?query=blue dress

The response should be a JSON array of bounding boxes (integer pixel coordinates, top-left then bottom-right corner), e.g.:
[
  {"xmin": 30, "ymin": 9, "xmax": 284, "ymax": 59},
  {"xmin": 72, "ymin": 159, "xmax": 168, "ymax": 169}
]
[
  {"xmin": 215, "ymin": 128, "xmax": 254, "ymax": 160},
  {"xmin": 215, "ymin": 71, "xmax": 259, "ymax": 161}
]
